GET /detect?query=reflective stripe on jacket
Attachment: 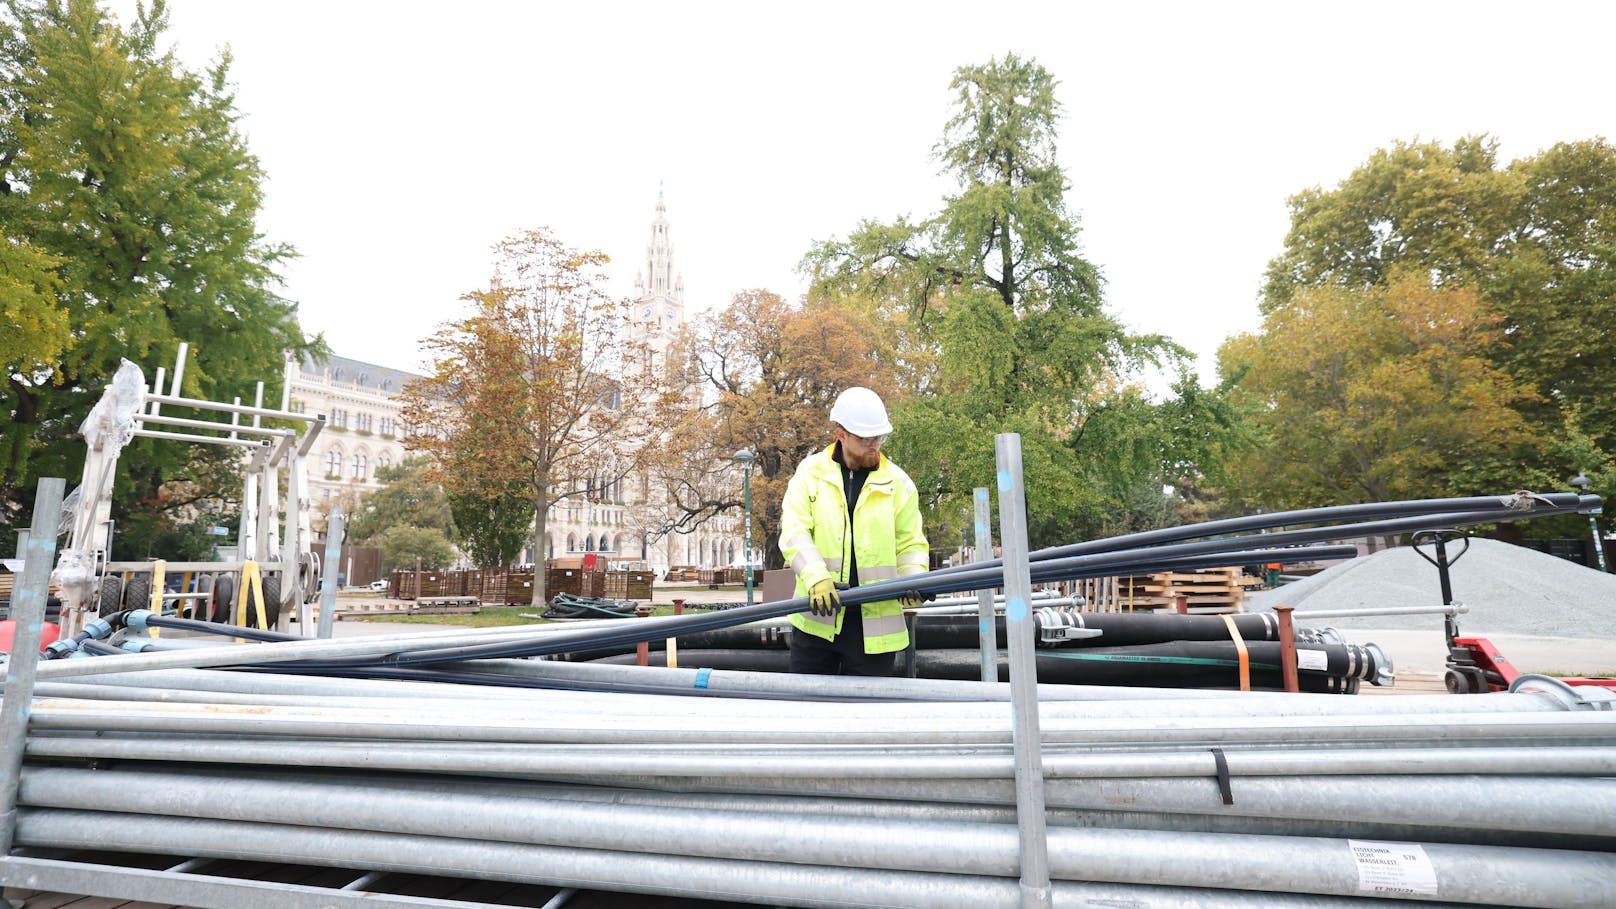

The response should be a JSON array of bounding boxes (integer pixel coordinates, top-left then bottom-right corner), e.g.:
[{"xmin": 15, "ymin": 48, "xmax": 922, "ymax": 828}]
[{"xmin": 779, "ymin": 444, "xmax": 929, "ymax": 653}]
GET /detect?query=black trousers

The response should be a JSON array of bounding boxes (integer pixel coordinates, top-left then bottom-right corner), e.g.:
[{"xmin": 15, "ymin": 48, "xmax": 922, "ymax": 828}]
[{"xmin": 787, "ymin": 606, "xmax": 899, "ymax": 677}]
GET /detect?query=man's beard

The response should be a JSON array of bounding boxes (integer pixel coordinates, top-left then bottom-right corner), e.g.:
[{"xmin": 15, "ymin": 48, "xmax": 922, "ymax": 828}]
[{"xmin": 845, "ymin": 447, "xmax": 880, "ymax": 470}]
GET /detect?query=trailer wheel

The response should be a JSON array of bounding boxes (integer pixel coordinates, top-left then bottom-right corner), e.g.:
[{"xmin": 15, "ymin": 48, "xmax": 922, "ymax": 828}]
[
  {"xmin": 246, "ymin": 575, "xmax": 283, "ymax": 629},
  {"xmin": 211, "ymin": 573, "xmax": 236, "ymax": 623},
  {"xmin": 124, "ymin": 573, "xmax": 153, "ymax": 614},
  {"xmin": 96, "ymin": 576, "xmax": 124, "ymax": 618},
  {"xmin": 191, "ymin": 574, "xmax": 215, "ymax": 620}
]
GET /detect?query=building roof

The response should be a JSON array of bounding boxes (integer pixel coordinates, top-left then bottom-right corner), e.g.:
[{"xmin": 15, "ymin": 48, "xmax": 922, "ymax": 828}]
[{"xmin": 299, "ymin": 352, "xmax": 423, "ymax": 394}]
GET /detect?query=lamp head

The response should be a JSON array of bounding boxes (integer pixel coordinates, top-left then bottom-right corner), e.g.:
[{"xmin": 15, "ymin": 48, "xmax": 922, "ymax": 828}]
[
  {"xmin": 1572, "ymin": 473, "xmax": 1592, "ymax": 492},
  {"xmin": 731, "ymin": 448, "xmax": 754, "ymax": 465}
]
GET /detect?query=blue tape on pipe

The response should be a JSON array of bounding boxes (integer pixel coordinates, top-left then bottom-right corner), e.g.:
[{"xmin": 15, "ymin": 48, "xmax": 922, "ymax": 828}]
[
  {"xmin": 694, "ymin": 667, "xmax": 712, "ymax": 689},
  {"xmin": 1006, "ymin": 596, "xmax": 1029, "ymax": 622},
  {"xmin": 997, "ymin": 470, "xmax": 1012, "ymax": 492},
  {"xmin": 979, "ymin": 618, "xmax": 992, "ymax": 635}
]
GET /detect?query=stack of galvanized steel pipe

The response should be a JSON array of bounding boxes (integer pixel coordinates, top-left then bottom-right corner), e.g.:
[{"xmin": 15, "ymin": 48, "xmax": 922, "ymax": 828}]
[
  {"xmin": 8, "ymin": 488, "xmax": 1614, "ymax": 907},
  {"xmin": 12, "ymin": 653, "xmax": 1616, "ymax": 908}
]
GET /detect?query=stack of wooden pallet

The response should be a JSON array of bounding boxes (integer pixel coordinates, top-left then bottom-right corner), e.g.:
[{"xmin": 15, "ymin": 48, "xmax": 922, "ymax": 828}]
[
  {"xmin": 1076, "ymin": 574, "xmax": 1175, "ymax": 612},
  {"xmin": 600, "ymin": 571, "xmax": 654, "ymax": 600},
  {"xmin": 479, "ymin": 569, "xmax": 536, "ymax": 606},
  {"xmin": 1143, "ymin": 566, "xmax": 1265, "ymax": 613}
]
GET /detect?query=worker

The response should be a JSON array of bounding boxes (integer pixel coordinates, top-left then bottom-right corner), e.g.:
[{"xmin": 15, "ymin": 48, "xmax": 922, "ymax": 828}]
[{"xmin": 778, "ymin": 387, "xmax": 929, "ymax": 675}]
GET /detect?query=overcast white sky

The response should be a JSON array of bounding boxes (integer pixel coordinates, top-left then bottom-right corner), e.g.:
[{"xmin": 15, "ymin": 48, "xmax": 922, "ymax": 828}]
[{"xmin": 113, "ymin": 0, "xmax": 1616, "ymax": 384}]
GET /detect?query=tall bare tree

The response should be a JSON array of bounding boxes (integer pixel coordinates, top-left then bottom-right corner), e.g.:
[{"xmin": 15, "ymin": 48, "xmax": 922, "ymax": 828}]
[
  {"xmin": 401, "ymin": 228, "xmax": 679, "ymax": 607},
  {"xmin": 638, "ymin": 290, "xmax": 896, "ymax": 570}
]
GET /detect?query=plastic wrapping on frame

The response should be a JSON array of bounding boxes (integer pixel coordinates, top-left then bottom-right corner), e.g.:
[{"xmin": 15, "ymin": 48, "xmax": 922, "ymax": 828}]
[{"xmin": 79, "ymin": 359, "xmax": 146, "ymax": 454}]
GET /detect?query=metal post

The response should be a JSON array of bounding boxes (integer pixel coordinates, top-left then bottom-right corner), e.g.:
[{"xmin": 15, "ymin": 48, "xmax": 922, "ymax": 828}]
[
  {"xmin": 992, "ymin": 434, "xmax": 1052, "ymax": 909},
  {"xmin": 284, "ymin": 447, "xmax": 305, "ymax": 631},
  {"xmin": 0, "ymin": 477, "xmax": 66, "ymax": 856},
  {"xmin": 743, "ymin": 463, "xmax": 753, "ymax": 607},
  {"xmin": 318, "ymin": 509, "xmax": 345, "ymax": 639},
  {"xmin": 1274, "ymin": 605, "xmax": 1300, "ymax": 693},
  {"xmin": 1588, "ymin": 513, "xmax": 1608, "ymax": 573},
  {"xmin": 973, "ymin": 487, "xmax": 996, "ymax": 684},
  {"xmin": 667, "ymin": 599, "xmax": 684, "ymax": 668}
]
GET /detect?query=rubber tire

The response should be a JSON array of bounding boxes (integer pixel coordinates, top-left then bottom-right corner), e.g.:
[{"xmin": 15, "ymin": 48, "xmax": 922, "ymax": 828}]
[
  {"xmin": 247, "ymin": 575, "xmax": 283, "ymax": 629},
  {"xmin": 211, "ymin": 573, "xmax": 236, "ymax": 624},
  {"xmin": 124, "ymin": 574, "xmax": 153, "ymax": 614},
  {"xmin": 97, "ymin": 576, "xmax": 124, "ymax": 618},
  {"xmin": 191, "ymin": 574, "xmax": 215, "ymax": 620}
]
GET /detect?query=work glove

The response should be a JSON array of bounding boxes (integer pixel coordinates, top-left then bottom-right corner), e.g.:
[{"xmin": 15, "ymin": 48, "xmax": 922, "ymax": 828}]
[
  {"xmin": 809, "ymin": 578, "xmax": 842, "ymax": 618},
  {"xmin": 898, "ymin": 589, "xmax": 937, "ymax": 609}
]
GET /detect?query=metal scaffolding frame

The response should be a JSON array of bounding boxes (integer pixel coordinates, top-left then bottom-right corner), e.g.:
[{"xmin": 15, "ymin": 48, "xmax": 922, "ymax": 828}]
[{"xmin": 52, "ymin": 345, "xmax": 325, "ymax": 638}]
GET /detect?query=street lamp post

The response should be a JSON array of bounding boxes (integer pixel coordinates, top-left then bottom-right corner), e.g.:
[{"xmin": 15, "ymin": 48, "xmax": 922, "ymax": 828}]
[
  {"xmin": 1570, "ymin": 474, "xmax": 1608, "ymax": 573},
  {"xmin": 733, "ymin": 448, "xmax": 755, "ymax": 605}
]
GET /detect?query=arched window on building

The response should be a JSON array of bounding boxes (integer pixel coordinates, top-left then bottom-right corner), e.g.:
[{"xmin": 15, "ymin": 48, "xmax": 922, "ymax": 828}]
[
  {"xmin": 351, "ymin": 453, "xmax": 367, "ymax": 480},
  {"xmin": 377, "ymin": 451, "xmax": 392, "ymax": 470},
  {"xmin": 584, "ymin": 534, "xmax": 595, "ymax": 552},
  {"xmin": 546, "ymin": 535, "xmax": 555, "ymax": 560},
  {"xmin": 324, "ymin": 449, "xmax": 342, "ymax": 476},
  {"xmin": 728, "ymin": 542, "xmax": 736, "ymax": 565},
  {"xmin": 566, "ymin": 533, "xmax": 577, "ymax": 553}
]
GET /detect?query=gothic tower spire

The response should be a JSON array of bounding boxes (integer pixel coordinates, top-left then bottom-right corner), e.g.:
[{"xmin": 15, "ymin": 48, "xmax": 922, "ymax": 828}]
[{"xmin": 633, "ymin": 190, "xmax": 685, "ymax": 350}]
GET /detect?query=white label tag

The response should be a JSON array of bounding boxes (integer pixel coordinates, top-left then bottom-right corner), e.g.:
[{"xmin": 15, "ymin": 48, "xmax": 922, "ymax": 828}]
[
  {"xmin": 1349, "ymin": 840, "xmax": 1439, "ymax": 897},
  {"xmin": 1296, "ymin": 648, "xmax": 1329, "ymax": 671}
]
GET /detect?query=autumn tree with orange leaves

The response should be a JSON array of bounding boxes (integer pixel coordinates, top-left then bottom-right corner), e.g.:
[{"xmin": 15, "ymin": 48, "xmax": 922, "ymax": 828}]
[
  {"xmin": 1218, "ymin": 272, "xmax": 1546, "ymax": 510},
  {"xmin": 401, "ymin": 229, "xmax": 679, "ymax": 607},
  {"xmin": 637, "ymin": 289, "xmax": 897, "ymax": 570}
]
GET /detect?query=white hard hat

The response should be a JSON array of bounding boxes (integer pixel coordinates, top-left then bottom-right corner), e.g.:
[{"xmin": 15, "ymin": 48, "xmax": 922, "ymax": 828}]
[{"xmin": 830, "ymin": 387, "xmax": 893, "ymax": 437}]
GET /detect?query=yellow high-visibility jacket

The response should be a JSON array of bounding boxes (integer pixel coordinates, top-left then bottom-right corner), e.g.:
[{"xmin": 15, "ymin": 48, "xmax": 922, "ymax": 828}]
[{"xmin": 779, "ymin": 444, "xmax": 929, "ymax": 653}]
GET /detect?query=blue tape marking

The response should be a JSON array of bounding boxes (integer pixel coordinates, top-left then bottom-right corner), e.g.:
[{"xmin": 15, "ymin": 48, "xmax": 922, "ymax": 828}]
[
  {"xmin": 1006, "ymin": 596, "xmax": 1029, "ymax": 622},
  {"xmin": 979, "ymin": 618, "xmax": 991, "ymax": 635},
  {"xmin": 974, "ymin": 520, "xmax": 989, "ymax": 537},
  {"xmin": 694, "ymin": 668, "xmax": 712, "ymax": 689},
  {"xmin": 997, "ymin": 470, "xmax": 1012, "ymax": 492}
]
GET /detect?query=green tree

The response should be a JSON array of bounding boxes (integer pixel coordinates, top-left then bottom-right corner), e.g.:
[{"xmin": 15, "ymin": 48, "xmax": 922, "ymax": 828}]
[
  {"xmin": 0, "ymin": 0, "xmax": 317, "ymax": 537},
  {"xmin": 347, "ymin": 459, "xmax": 454, "ymax": 544},
  {"xmin": 1262, "ymin": 136, "xmax": 1515, "ymax": 312},
  {"xmin": 806, "ymin": 54, "xmax": 1216, "ymax": 546},
  {"xmin": 0, "ymin": 228, "xmax": 68, "ymax": 377},
  {"xmin": 376, "ymin": 525, "xmax": 455, "ymax": 573},
  {"xmin": 448, "ymin": 486, "xmax": 531, "ymax": 568},
  {"xmin": 1218, "ymin": 274, "xmax": 1545, "ymax": 509},
  {"xmin": 1494, "ymin": 139, "xmax": 1616, "ymax": 451},
  {"xmin": 1261, "ymin": 135, "xmax": 1616, "ymax": 481}
]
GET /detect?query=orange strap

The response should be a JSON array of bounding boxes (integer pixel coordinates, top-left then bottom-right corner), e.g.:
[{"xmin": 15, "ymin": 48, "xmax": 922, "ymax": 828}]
[{"xmin": 1221, "ymin": 614, "xmax": 1251, "ymax": 691}]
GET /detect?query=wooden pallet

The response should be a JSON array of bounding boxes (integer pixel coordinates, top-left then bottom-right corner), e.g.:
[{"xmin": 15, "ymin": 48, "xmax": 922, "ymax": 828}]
[{"xmin": 1081, "ymin": 566, "xmax": 1261, "ymax": 614}]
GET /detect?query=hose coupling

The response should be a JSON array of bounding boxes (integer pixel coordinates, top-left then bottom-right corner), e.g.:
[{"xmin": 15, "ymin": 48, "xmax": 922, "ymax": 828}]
[{"xmin": 1034, "ymin": 607, "xmax": 1103, "ymax": 648}]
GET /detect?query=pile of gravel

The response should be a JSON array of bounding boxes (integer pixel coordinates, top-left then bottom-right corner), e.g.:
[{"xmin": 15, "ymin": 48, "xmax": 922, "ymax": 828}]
[{"xmin": 1246, "ymin": 538, "xmax": 1616, "ymax": 638}]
